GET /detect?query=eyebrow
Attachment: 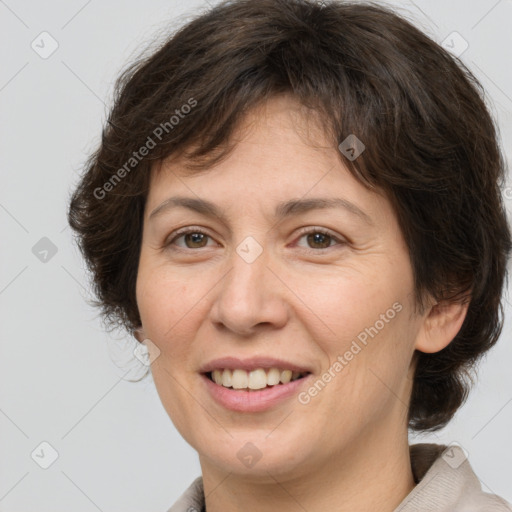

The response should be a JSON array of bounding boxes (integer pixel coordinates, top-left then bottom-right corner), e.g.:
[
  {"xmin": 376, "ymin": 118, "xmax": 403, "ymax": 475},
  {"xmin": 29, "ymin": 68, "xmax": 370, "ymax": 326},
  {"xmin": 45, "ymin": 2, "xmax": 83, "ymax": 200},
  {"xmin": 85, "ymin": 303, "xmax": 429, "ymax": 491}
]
[{"xmin": 148, "ymin": 195, "xmax": 373, "ymax": 225}]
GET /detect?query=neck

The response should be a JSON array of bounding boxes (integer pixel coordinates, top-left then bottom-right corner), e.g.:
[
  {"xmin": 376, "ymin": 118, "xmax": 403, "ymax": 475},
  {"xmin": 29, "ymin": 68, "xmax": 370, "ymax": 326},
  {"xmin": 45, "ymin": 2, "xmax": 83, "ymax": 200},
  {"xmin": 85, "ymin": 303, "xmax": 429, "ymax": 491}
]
[{"xmin": 200, "ymin": 424, "xmax": 416, "ymax": 512}]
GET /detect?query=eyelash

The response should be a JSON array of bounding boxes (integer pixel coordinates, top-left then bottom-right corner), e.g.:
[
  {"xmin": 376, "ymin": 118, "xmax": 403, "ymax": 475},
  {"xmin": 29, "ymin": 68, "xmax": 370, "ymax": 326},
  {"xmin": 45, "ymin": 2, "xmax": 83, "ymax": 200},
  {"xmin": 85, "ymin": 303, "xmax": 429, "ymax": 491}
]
[{"xmin": 164, "ymin": 226, "xmax": 347, "ymax": 253}]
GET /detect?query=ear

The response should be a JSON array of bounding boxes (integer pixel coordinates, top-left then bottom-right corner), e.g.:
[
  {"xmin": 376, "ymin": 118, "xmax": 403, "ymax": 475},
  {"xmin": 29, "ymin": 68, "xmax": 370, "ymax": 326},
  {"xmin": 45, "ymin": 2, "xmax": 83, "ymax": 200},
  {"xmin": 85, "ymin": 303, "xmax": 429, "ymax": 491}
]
[{"xmin": 414, "ymin": 299, "xmax": 469, "ymax": 354}]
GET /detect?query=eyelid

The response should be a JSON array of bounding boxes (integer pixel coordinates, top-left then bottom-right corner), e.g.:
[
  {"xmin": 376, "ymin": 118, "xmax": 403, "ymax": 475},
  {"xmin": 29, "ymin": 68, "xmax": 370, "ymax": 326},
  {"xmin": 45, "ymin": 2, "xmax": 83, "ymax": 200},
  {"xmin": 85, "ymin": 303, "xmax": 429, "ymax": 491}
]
[
  {"xmin": 292, "ymin": 226, "xmax": 347, "ymax": 250},
  {"xmin": 164, "ymin": 225, "xmax": 347, "ymax": 252},
  {"xmin": 165, "ymin": 226, "xmax": 217, "ymax": 248}
]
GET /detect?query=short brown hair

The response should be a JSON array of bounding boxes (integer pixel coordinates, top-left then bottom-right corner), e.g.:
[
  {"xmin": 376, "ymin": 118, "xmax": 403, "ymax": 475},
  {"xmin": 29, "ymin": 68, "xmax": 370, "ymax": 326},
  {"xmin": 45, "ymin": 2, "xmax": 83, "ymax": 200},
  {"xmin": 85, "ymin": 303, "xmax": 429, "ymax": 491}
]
[{"xmin": 67, "ymin": 0, "xmax": 512, "ymax": 431}]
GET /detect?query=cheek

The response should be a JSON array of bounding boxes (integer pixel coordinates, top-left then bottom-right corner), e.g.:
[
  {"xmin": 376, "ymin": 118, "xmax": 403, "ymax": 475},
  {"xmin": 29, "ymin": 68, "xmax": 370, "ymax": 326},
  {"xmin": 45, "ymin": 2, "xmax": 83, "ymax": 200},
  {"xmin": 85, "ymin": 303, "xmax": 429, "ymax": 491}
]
[
  {"xmin": 327, "ymin": 304, "xmax": 416, "ymax": 413},
  {"xmin": 135, "ymin": 264, "xmax": 217, "ymax": 380},
  {"xmin": 289, "ymin": 264, "xmax": 405, "ymax": 339},
  {"xmin": 136, "ymin": 262, "xmax": 195, "ymax": 334},
  {"xmin": 136, "ymin": 270, "xmax": 201, "ymax": 429},
  {"xmin": 149, "ymin": 358, "xmax": 197, "ymax": 447},
  {"xmin": 302, "ymin": 268, "xmax": 415, "ymax": 393}
]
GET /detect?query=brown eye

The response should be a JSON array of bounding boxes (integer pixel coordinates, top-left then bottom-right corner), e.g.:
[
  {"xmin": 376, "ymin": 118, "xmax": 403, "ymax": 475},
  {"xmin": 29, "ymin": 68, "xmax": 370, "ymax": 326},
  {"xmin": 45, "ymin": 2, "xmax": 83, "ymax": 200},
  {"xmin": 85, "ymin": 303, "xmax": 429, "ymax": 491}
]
[
  {"xmin": 306, "ymin": 232, "xmax": 333, "ymax": 249},
  {"xmin": 166, "ymin": 228, "xmax": 215, "ymax": 250},
  {"xmin": 295, "ymin": 227, "xmax": 346, "ymax": 252},
  {"xmin": 182, "ymin": 232, "xmax": 209, "ymax": 248}
]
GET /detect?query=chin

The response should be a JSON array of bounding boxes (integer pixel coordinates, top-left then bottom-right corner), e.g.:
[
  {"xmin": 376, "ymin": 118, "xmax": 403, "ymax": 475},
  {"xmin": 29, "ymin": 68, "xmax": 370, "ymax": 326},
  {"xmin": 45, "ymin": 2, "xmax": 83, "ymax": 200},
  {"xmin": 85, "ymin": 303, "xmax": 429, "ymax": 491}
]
[{"xmin": 194, "ymin": 428, "xmax": 318, "ymax": 480}]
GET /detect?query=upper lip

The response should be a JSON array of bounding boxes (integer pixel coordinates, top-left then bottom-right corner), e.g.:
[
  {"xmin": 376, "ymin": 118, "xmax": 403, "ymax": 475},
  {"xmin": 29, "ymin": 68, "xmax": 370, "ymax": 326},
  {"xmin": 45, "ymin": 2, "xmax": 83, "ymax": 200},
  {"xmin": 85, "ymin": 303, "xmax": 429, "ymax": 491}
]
[{"xmin": 199, "ymin": 356, "xmax": 313, "ymax": 374}]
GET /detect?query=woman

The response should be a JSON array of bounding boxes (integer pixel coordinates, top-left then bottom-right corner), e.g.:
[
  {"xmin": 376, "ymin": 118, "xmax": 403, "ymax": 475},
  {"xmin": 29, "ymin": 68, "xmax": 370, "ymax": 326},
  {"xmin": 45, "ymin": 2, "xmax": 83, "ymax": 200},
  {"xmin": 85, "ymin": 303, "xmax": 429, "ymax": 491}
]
[{"xmin": 67, "ymin": 0, "xmax": 512, "ymax": 510}]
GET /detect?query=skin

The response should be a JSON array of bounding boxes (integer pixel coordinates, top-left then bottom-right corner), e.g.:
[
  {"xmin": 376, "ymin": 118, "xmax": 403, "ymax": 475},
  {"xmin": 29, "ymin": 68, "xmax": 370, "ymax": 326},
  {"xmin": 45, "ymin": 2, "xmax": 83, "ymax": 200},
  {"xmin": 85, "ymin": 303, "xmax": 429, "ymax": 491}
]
[{"xmin": 135, "ymin": 94, "xmax": 468, "ymax": 512}]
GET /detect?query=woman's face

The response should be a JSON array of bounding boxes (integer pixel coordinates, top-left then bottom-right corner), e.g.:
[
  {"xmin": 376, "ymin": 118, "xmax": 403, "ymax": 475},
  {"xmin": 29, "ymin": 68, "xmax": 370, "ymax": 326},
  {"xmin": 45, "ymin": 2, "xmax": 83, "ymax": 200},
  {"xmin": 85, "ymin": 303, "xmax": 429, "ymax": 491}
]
[{"xmin": 136, "ymin": 95, "xmax": 427, "ymax": 480}]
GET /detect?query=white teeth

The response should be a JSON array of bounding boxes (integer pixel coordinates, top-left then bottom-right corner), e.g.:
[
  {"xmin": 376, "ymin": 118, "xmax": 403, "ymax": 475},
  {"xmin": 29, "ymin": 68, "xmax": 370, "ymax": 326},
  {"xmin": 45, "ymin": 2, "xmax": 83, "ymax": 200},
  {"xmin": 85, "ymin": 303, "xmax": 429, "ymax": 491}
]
[
  {"xmin": 221, "ymin": 369, "xmax": 232, "ymax": 387},
  {"xmin": 248, "ymin": 369, "xmax": 268, "ymax": 389},
  {"xmin": 209, "ymin": 367, "xmax": 307, "ymax": 390},
  {"xmin": 231, "ymin": 369, "xmax": 249, "ymax": 389},
  {"xmin": 280, "ymin": 370, "xmax": 292, "ymax": 384},
  {"xmin": 267, "ymin": 368, "xmax": 281, "ymax": 386},
  {"xmin": 212, "ymin": 370, "xmax": 223, "ymax": 385}
]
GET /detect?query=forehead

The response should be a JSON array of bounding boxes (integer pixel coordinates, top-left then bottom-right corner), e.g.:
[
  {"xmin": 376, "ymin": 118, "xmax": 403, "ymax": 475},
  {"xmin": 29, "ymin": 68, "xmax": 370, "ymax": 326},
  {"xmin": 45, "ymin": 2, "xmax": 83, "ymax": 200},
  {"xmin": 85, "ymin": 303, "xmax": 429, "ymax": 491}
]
[
  {"xmin": 150, "ymin": 96, "xmax": 334, "ymax": 185},
  {"xmin": 144, "ymin": 94, "xmax": 390, "ymax": 227},
  {"xmin": 151, "ymin": 94, "xmax": 332, "ymax": 176}
]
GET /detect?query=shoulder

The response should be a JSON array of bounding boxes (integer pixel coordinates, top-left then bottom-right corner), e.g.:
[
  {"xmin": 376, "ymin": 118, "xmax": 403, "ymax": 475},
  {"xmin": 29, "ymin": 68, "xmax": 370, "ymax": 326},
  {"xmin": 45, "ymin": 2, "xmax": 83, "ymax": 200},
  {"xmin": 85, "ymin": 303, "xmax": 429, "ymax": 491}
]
[
  {"xmin": 166, "ymin": 476, "xmax": 204, "ymax": 512},
  {"xmin": 397, "ymin": 443, "xmax": 512, "ymax": 512}
]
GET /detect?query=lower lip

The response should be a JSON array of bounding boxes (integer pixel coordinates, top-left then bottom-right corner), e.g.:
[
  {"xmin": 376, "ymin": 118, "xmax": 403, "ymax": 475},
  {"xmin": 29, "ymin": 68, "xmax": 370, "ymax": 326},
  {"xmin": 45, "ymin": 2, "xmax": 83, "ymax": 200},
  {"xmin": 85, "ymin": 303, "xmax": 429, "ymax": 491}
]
[{"xmin": 201, "ymin": 373, "xmax": 311, "ymax": 412}]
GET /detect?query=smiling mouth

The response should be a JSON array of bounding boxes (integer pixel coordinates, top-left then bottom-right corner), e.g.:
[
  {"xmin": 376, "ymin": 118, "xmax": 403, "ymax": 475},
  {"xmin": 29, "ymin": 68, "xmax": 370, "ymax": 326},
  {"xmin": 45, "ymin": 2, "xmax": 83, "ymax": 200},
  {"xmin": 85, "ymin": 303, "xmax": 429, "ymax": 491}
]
[{"xmin": 205, "ymin": 368, "xmax": 310, "ymax": 391}]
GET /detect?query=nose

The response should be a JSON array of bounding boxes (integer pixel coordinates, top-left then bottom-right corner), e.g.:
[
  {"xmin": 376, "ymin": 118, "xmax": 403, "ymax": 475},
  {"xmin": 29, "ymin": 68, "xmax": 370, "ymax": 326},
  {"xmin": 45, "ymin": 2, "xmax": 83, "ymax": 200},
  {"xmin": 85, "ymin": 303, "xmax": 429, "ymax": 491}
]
[{"xmin": 208, "ymin": 243, "xmax": 290, "ymax": 337}]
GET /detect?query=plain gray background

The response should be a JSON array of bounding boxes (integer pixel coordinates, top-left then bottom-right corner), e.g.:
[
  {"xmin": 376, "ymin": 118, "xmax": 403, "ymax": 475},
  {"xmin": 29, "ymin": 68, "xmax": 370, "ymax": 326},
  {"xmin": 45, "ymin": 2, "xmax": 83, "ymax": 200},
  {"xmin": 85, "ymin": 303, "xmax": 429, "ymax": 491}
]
[{"xmin": 1, "ymin": 0, "xmax": 511, "ymax": 510}]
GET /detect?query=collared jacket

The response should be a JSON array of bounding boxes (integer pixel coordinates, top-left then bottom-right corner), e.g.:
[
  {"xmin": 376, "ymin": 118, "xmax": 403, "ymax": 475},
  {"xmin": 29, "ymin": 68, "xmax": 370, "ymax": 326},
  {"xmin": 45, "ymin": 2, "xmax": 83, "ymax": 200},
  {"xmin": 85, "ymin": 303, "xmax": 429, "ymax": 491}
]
[{"xmin": 167, "ymin": 444, "xmax": 512, "ymax": 511}]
